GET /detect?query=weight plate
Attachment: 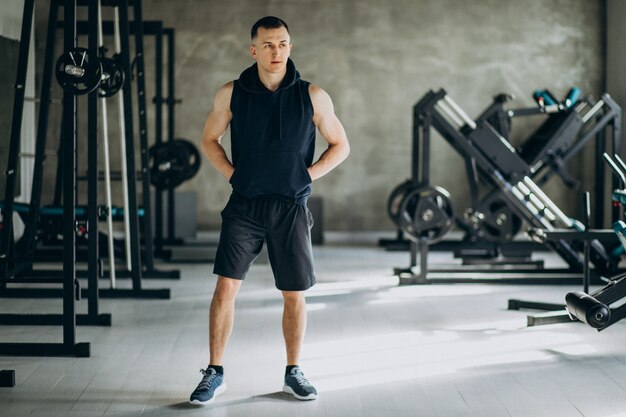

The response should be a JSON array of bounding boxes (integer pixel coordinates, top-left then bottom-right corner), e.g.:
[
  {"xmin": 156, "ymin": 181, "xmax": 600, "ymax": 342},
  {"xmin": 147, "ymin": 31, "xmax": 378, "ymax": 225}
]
[
  {"xmin": 475, "ymin": 193, "xmax": 522, "ymax": 242},
  {"xmin": 148, "ymin": 140, "xmax": 202, "ymax": 189},
  {"xmin": 149, "ymin": 141, "xmax": 189, "ymax": 189},
  {"xmin": 398, "ymin": 185, "xmax": 454, "ymax": 244},
  {"xmin": 98, "ymin": 55, "xmax": 125, "ymax": 98},
  {"xmin": 55, "ymin": 47, "xmax": 102, "ymax": 96},
  {"xmin": 174, "ymin": 138, "xmax": 202, "ymax": 181},
  {"xmin": 387, "ymin": 180, "xmax": 414, "ymax": 227}
]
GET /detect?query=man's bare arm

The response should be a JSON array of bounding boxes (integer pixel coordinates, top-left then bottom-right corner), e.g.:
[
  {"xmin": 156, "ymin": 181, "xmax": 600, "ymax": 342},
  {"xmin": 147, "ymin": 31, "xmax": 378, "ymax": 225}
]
[
  {"xmin": 308, "ymin": 84, "xmax": 350, "ymax": 181},
  {"xmin": 200, "ymin": 82, "xmax": 235, "ymax": 180}
]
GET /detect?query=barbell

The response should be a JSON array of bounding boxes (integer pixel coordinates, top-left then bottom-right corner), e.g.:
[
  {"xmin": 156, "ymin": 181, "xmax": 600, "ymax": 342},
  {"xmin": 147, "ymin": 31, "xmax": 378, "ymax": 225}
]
[{"xmin": 55, "ymin": 47, "xmax": 125, "ymax": 97}]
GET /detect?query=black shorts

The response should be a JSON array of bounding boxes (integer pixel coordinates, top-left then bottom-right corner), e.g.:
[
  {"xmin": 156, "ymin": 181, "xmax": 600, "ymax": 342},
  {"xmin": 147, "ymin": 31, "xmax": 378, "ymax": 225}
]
[{"xmin": 213, "ymin": 193, "xmax": 316, "ymax": 291}]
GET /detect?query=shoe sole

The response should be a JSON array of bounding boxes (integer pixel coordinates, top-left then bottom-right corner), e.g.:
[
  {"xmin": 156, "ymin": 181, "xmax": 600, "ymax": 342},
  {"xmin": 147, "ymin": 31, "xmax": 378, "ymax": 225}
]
[
  {"xmin": 189, "ymin": 383, "xmax": 227, "ymax": 405},
  {"xmin": 283, "ymin": 384, "xmax": 317, "ymax": 400}
]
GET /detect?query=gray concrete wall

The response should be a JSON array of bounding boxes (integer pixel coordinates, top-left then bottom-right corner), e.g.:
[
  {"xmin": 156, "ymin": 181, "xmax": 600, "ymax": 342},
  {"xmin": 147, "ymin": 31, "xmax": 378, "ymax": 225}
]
[
  {"xmin": 0, "ymin": 0, "xmax": 24, "ymax": 40},
  {"xmin": 29, "ymin": 0, "xmax": 604, "ymax": 231}
]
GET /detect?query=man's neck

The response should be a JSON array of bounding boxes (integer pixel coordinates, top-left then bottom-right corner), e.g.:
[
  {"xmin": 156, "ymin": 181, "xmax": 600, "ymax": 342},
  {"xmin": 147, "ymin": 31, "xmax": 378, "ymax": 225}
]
[{"xmin": 258, "ymin": 67, "xmax": 286, "ymax": 92}]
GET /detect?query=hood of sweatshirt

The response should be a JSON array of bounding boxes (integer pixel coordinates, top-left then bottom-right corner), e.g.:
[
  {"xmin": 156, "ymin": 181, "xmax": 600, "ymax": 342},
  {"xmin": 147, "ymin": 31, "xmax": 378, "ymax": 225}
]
[{"xmin": 237, "ymin": 58, "xmax": 300, "ymax": 93}]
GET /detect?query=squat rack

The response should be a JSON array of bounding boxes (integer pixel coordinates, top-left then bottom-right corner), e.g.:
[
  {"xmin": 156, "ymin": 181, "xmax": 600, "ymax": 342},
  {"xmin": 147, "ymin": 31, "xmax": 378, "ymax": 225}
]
[
  {"xmin": 4, "ymin": 0, "xmax": 174, "ymax": 303},
  {"xmin": 0, "ymin": 0, "xmax": 92, "ymax": 380}
]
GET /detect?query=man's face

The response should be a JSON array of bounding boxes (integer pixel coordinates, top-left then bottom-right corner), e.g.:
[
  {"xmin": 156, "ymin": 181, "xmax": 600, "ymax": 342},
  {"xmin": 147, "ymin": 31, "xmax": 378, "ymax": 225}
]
[{"xmin": 250, "ymin": 26, "xmax": 292, "ymax": 73}]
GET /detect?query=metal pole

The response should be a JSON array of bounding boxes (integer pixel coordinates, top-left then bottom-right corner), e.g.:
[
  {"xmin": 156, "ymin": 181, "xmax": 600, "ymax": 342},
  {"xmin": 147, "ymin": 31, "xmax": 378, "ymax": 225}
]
[
  {"xmin": 154, "ymin": 22, "xmax": 164, "ymax": 253},
  {"xmin": 132, "ymin": 0, "xmax": 157, "ymax": 271},
  {"xmin": 166, "ymin": 28, "xmax": 176, "ymax": 241},
  {"xmin": 97, "ymin": 0, "xmax": 116, "ymax": 288},
  {"xmin": 114, "ymin": 6, "xmax": 132, "ymax": 271},
  {"xmin": 62, "ymin": 0, "xmax": 78, "ymax": 347},
  {"xmin": 118, "ymin": 0, "xmax": 143, "ymax": 289},
  {"xmin": 87, "ymin": 0, "xmax": 102, "ymax": 318}
]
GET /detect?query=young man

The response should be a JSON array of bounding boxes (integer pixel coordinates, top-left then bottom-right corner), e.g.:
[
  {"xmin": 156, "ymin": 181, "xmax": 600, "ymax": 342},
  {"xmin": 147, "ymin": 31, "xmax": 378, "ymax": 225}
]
[{"xmin": 190, "ymin": 16, "xmax": 350, "ymax": 405}]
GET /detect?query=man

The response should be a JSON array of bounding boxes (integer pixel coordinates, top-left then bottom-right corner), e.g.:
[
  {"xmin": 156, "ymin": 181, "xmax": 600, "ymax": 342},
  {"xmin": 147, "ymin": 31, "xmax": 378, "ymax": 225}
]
[{"xmin": 190, "ymin": 16, "xmax": 350, "ymax": 405}]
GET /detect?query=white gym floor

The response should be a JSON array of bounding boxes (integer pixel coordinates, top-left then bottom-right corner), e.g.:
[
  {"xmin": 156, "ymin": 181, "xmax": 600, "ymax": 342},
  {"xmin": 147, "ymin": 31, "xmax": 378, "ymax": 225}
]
[{"xmin": 2, "ymin": 235, "xmax": 626, "ymax": 417}]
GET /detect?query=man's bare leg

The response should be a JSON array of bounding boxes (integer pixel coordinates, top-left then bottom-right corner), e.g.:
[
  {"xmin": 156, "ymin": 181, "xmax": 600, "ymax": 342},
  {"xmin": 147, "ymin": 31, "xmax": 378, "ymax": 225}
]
[
  {"xmin": 282, "ymin": 290, "xmax": 317, "ymax": 400},
  {"xmin": 209, "ymin": 276, "xmax": 242, "ymax": 365},
  {"xmin": 282, "ymin": 290, "xmax": 307, "ymax": 365}
]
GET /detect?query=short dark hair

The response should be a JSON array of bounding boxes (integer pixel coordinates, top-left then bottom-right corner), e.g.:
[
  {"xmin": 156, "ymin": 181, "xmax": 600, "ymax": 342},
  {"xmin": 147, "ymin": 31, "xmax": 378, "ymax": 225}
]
[{"xmin": 251, "ymin": 16, "xmax": 289, "ymax": 40}]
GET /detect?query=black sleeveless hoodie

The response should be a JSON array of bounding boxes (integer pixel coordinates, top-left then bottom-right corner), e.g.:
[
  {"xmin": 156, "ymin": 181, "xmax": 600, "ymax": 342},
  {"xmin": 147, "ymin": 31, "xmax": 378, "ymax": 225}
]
[{"xmin": 229, "ymin": 58, "xmax": 316, "ymax": 204}]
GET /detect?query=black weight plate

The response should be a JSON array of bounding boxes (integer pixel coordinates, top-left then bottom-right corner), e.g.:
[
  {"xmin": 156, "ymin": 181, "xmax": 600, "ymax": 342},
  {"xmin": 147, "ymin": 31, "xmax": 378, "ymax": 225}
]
[
  {"xmin": 398, "ymin": 185, "xmax": 454, "ymax": 244},
  {"xmin": 173, "ymin": 139, "xmax": 202, "ymax": 181},
  {"xmin": 98, "ymin": 56, "xmax": 125, "ymax": 98},
  {"xmin": 387, "ymin": 180, "xmax": 413, "ymax": 227},
  {"xmin": 478, "ymin": 197, "xmax": 522, "ymax": 242},
  {"xmin": 55, "ymin": 47, "xmax": 102, "ymax": 95},
  {"xmin": 149, "ymin": 141, "xmax": 189, "ymax": 189}
]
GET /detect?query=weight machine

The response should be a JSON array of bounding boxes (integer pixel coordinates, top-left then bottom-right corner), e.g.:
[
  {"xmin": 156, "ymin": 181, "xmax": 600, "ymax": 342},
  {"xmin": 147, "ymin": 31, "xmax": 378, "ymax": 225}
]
[
  {"xmin": 511, "ymin": 156, "xmax": 626, "ymax": 330},
  {"xmin": 391, "ymin": 88, "xmax": 622, "ymax": 284},
  {"xmin": 384, "ymin": 88, "xmax": 620, "ymax": 253}
]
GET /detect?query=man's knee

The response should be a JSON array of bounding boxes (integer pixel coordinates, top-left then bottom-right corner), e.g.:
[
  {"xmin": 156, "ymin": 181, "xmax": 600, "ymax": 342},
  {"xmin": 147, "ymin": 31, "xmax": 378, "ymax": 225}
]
[
  {"xmin": 213, "ymin": 276, "xmax": 242, "ymax": 302},
  {"xmin": 282, "ymin": 290, "xmax": 305, "ymax": 305}
]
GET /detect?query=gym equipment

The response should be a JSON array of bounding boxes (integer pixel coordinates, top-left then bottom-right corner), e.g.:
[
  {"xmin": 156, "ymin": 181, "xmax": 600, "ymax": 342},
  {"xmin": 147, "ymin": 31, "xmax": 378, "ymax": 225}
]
[
  {"xmin": 0, "ymin": 370, "xmax": 15, "ymax": 388},
  {"xmin": 148, "ymin": 139, "xmax": 201, "ymax": 189},
  {"xmin": 387, "ymin": 180, "xmax": 413, "ymax": 227},
  {"xmin": 561, "ymin": 155, "xmax": 626, "ymax": 330},
  {"xmin": 0, "ymin": 0, "xmax": 92, "ymax": 361},
  {"xmin": 392, "ymin": 88, "xmax": 621, "ymax": 285},
  {"xmin": 3, "ymin": 0, "xmax": 173, "ymax": 304},
  {"xmin": 565, "ymin": 291, "xmax": 611, "ymax": 329},
  {"xmin": 154, "ymin": 26, "xmax": 216, "ymax": 262},
  {"xmin": 511, "ymin": 157, "xmax": 626, "ymax": 329},
  {"xmin": 114, "ymin": 6, "xmax": 133, "ymax": 271},
  {"xmin": 98, "ymin": 50, "xmax": 125, "ymax": 97},
  {"xmin": 55, "ymin": 47, "xmax": 102, "ymax": 95},
  {"xmin": 563, "ymin": 265, "xmax": 626, "ymax": 330},
  {"xmin": 384, "ymin": 86, "xmax": 621, "ymax": 254},
  {"xmin": 99, "ymin": 59, "xmax": 124, "ymax": 96},
  {"xmin": 97, "ymin": 3, "xmax": 117, "ymax": 289},
  {"xmin": 66, "ymin": 19, "xmax": 188, "ymax": 273},
  {"xmin": 465, "ymin": 190, "xmax": 522, "ymax": 242},
  {"xmin": 397, "ymin": 185, "xmax": 454, "ymax": 244}
]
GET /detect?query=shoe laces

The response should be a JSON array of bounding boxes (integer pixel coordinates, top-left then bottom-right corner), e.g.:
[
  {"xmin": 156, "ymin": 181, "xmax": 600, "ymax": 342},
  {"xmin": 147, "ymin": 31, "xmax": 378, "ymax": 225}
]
[
  {"xmin": 197, "ymin": 368, "xmax": 219, "ymax": 390},
  {"xmin": 290, "ymin": 369, "xmax": 311, "ymax": 387}
]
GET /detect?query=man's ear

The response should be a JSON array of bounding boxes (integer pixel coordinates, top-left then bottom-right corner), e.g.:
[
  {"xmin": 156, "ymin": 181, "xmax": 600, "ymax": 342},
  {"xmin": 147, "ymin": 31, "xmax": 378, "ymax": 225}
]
[{"xmin": 249, "ymin": 44, "xmax": 257, "ymax": 58}]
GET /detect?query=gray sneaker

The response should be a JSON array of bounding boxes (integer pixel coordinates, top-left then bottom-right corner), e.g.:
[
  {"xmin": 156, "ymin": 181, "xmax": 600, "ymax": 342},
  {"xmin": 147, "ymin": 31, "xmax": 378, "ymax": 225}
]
[
  {"xmin": 283, "ymin": 367, "xmax": 318, "ymax": 400},
  {"xmin": 189, "ymin": 368, "xmax": 227, "ymax": 405}
]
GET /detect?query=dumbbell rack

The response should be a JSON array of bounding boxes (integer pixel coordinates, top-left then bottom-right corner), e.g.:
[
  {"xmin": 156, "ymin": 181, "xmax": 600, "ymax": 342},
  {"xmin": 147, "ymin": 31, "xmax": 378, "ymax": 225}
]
[{"xmin": 394, "ymin": 89, "xmax": 622, "ymax": 285}]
